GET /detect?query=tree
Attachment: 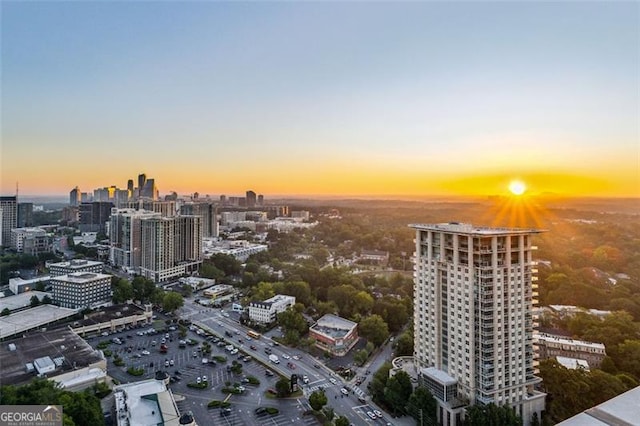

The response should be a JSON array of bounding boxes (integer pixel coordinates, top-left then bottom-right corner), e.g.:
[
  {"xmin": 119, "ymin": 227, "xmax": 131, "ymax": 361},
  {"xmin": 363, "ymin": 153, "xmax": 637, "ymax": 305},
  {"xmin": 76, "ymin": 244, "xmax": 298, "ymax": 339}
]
[
  {"xmin": 359, "ymin": 314, "xmax": 390, "ymax": 347},
  {"xmin": 162, "ymin": 292, "xmax": 184, "ymax": 313},
  {"xmin": 354, "ymin": 349, "xmax": 368, "ymax": 366},
  {"xmin": 1, "ymin": 308, "xmax": 10, "ymax": 316},
  {"xmin": 368, "ymin": 362, "xmax": 392, "ymax": 403},
  {"xmin": 395, "ymin": 330, "xmax": 414, "ymax": 356},
  {"xmin": 30, "ymin": 295, "xmax": 40, "ymax": 307},
  {"xmin": 200, "ymin": 262, "xmax": 224, "ymax": 280},
  {"xmin": 463, "ymin": 404, "xmax": 522, "ymax": 426},
  {"xmin": 112, "ymin": 279, "xmax": 133, "ymax": 304},
  {"xmin": 208, "ymin": 253, "xmax": 242, "ymax": 276},
  {"xmin": 42, "ymin": 295, "xmax": 52, "ymax": 304},
  {"xmin": 275, "ymin": 377, "xmax": 291, "ymax": 397},
  {"xmin": 308, "ymin": 390, "xmax": 327, "ymax": 411},
  {"xmin": 384, "ymin": 371, "xmax": 413, "ymax": 415},
  {"xmin": 252, "ymin": 282, "xmax": 275, "ymax": 302},
  {"xmin": 406, "ymin": 387, "xmax": 437, "ymax": 425},
  {"xmin": 352, "ymin": 291, "xmax": 374, "ymax": 315},
  {"xmin": 334, "ymin": 415, "xmax": 350, "ymax": 426}
]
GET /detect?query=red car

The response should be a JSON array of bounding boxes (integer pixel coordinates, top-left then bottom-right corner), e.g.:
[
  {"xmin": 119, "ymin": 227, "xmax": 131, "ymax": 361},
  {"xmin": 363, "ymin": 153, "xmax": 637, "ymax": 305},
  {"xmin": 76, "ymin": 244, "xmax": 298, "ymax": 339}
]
[
  {"xmin": 287, "ymin": 362, "xmax": 296, "ymax": 370},
  {"xmin": 250, "ymin": 345, "xmax": 257, "ymax": 350}
]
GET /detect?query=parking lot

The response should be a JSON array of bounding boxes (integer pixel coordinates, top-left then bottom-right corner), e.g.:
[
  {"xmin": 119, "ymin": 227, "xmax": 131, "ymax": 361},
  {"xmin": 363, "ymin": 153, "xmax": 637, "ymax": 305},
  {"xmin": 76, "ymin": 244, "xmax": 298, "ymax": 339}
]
[{"xmin": 87, "ymin": 318, "xmax": 321, "ymax": 426}]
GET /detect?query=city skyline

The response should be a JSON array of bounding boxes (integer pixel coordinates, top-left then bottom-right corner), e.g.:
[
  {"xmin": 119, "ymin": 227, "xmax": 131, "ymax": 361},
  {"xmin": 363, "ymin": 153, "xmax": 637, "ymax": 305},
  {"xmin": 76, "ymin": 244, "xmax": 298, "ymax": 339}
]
[{"xmin": 2, "ymin": 2, "xmax": 638, "ymax": 198}]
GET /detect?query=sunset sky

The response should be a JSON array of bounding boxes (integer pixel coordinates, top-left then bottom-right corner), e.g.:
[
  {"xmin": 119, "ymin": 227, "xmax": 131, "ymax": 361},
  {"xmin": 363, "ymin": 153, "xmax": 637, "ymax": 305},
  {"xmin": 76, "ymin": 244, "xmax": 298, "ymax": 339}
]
[{"xmin": 1, "ymin": 2, "xmax": 638, "ymax": 198}]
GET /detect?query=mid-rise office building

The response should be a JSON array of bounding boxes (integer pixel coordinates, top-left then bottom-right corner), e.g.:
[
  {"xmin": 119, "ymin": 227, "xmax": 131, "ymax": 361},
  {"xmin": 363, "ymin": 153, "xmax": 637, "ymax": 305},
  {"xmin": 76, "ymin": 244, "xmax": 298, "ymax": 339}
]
[
  {"xmin": 50, "ymin": 272, "xmax": 112, "ymax": 309},
  {"xmin": 48, "ymin": 259, "xmax": 104, "ymax": 277},
  {"xmin": 0, "ymin": 196, "xmax": 17, "ymax": 247},
  {"xmin": 411, "ymin": 223, "xmax": 545, "ymax": 426},
  {"xmin": 248, "ymin": 294, "xmax": 295, "ymax": 324},
  {"xmin": 10, "ymin": 227, "xmax": 51, "ymax": 255},
  {"xmin": 535, "ymin": 333, "xmax": 606, "ymax": 368},
  {"xmin": 309, "ymin": 314, "xmax": 359, "ymax": 356},
  {"xmin": 126, "ymin": 200, "xmax": 176, "ymax": 217}
]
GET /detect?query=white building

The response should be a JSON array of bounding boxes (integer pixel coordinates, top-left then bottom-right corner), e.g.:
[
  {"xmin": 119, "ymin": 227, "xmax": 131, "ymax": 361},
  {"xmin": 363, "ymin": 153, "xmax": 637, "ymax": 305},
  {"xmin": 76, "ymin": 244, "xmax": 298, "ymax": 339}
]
[
  {"xmin": 48, "ymin": 259, "xmax": 104, "ymax": 277},
  {"xmin": 248, "ymin": 294, "xmax": 296, "ymax": 324},
  {"xmin": 113, "ymin": 378, "xmax": 184, "ymax": 426},
  {"xmin": 203, "ymin": 238, "xmax": 268, "ymax": 262},
  {"xmin": 9, "ymin": 276, "xmax": 51, "ymax": 294},
  {"xmin": 50, "ymin": 272, "xmax": 112, "ymax": 309},
  {"xmin": 10, "ymin": 227, "xmax": 51, "ymax": 255},
  {"xmin": 411, "ymin": 223, "xmax": 545, "ymax": 426}
]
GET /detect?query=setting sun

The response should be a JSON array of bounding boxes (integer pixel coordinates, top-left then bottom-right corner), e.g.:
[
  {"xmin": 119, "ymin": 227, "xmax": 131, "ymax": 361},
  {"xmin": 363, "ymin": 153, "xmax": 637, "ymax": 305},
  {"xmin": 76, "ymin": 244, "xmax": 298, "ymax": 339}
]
[{"xmin": 509, "ymin": 180, "xmax": 527, "ymax": 196}]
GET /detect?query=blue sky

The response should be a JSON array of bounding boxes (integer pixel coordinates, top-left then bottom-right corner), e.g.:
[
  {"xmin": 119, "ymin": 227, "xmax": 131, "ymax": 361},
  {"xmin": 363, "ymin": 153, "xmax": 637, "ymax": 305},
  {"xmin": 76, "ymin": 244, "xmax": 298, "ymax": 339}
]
[{"xmin": 2, "ymin": 1, "xmax": 638, "ymax": 197}]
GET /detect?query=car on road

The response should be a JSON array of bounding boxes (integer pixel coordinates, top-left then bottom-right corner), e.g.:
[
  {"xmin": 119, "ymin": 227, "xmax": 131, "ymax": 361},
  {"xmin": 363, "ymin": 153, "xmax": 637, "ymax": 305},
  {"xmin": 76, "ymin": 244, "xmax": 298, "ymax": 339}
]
[
  {"xmin": 340, "ymin": 388, "xmax": 348, "ymax": 395},
  {"xmin": 141, "ymin": 350, "xmax": 150, "ymax": 355},
  {"xmin": 292, "ymin": 355, "xmax": 300, "ymax": 360},
  {"xmin": 302, "ymin": 375, "xmax": 309, "ymax": 384},
  {"xmin": 250, "ymin": 345, "xmax": 257, "ymax": 350},
  {"xmin": 165, "ymin": 360, "xmax": 170, "ymax": 367},
  {"xmin": 196, "ymin": 376, "xmax": 201, "ymax": 384},
  {"xmin": 313, "ymin": 363, "xmax": 321, "ymax": 369},
  {"xmin": 373, "ymin": 410, "xmax": 382, "ymax": 418},
  {"xmin": 193, "ymin": 351, "xmax": 197, "ymax": 357},
  {"xmin": 358, "ymin": 396, "xmax": 367, "ymax": 403},
  {"xmin": 286, "ymin": 362, "xmax": 296, "ymax": 369},
  {"xmin": 243, "ymin": 356, "xmax": 251, "ymax": 362},
  {"xmin": 329, "ymin": 378, "xmax": 337, "ymax": 384},
  {"xmin": 265, "ymin": 370, "xmax": 274, "ymax": 376},
  {"xmin": 282, "ymin": 354, "xmax": 291, "ymax": 360},
  {"xmin": 367, "ymin": 411, "xmax": 376, "ymax": 420}
]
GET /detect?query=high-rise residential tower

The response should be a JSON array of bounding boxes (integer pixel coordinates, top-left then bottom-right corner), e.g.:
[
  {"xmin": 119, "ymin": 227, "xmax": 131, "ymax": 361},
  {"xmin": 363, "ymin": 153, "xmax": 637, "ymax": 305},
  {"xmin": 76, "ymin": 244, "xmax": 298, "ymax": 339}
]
[
  {"xmin": 69, "ymin": 186, "xmax": 81, "ymax": 206},
  {"xmin": 246, "ymin": 190, "xmax": 257, "ymax": 208},
  {"xmin": 410, "ymin": 223, "xmax": 545, "ymax": 426},
  {"xmin": 0, "ymin": 196, "xmax": 18, "ymax": 247}
]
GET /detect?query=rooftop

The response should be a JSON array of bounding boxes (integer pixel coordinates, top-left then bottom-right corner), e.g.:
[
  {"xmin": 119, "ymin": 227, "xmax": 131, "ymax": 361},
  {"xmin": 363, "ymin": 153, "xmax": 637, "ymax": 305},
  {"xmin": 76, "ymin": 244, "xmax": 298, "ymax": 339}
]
[
  {"xmin": 535, "ymin": 332, "xmax": 606, "ymax": 350},
  {"xmin": 0, "ymin": 304, "xmax": 78, "ymax": 339},
  {"xmin": 0, "ymin": 291, "xmax": 51, "ymax": 312},
  {"xmin": 310, "ymin": 314, "xmax": 357, "ymax": 339},
  {"xmin": 73, "ymin": 304, "xmax": 148, "ymax": 328},
  {"xmin": 421, "ymin": 366, "xmax": 458, "ymax": 386},
  {"xmin": 114, "ymin": 379, "xmax": 182, "ymax": 426},
  {"xmin": 409, "ymin": 222, "xmax": 544, "ymax": 235},
  {"xmin": 0, "ymin": 327, "xmax": 104, "ymax": 386},
  {"xmin": 49, "ymin": 259, "xmax": 103, "ymax": 269},
  {"xmin": 557, "ymin": 385, "xmax": 640, "ymax": 425},
  {"xmin": 51, "ymin": 272, "xmax": 111, "ymax": 283}
]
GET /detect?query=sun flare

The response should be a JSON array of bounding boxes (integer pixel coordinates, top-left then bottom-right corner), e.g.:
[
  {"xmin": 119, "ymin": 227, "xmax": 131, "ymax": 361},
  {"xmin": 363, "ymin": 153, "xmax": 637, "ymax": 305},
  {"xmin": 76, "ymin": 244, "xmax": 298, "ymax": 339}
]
[{"xmin": 509, "ymin": 180, "xmax": 527, "ymax": 196}]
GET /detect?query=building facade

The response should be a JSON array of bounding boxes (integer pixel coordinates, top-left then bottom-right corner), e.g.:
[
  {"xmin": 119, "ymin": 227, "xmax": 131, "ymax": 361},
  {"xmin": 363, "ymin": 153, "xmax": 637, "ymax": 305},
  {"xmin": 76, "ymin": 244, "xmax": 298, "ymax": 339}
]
[
  {"xmin": 79, "ymin": 202, "xmax": 113, "ymax": 233},
  {"xmin": 248, "ymin": 294, "xmax": 296, "ymax": 324},
  {"xmin": 411, "ymin": 223, "xmax": 545, "ymax": 426},
  {"xmin": 10, "ymin": 227, "xmax": 51, "ymax": 255},
  {"xmin": 17, "ymin": 203, "xmax": 33, "ymax": 228},
  {"xmin": 70, "ymin": 186, "xmax": 81, "ymax": 207},
  {"xmin": 180, "ymin": 202, "xmax": 218, "ymax": 237},
  {"xmin": 0, "ymin": 196, "xmax": 17, "ymax": 247},
  {"xmin": 109, "ymin": 208, "xmax": 162, "ymax": 271},
  {"xmin": 50, "ymin": 272, "xmax": 112, "ymax": 309},
  {"xmin": 535, "ymin": 333, "xmax": 606, "ymax": 368}
]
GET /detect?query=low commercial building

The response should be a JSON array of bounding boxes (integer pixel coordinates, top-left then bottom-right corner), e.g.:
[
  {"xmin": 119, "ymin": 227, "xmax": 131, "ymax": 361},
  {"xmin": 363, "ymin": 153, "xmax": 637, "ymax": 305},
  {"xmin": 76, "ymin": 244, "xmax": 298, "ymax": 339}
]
[
  {"xmin": 248, "ymin": 294, "xmax": 295, "ymax": 324},
  {"xmin": 0, "ymin": 327, "xmax": 106, "ymax": 389},
  {"xmin": 113, "ymin": 378, "xmax": 183, "ymax": 426},
  {"xmin": 309, "ymin": 314, "xmax": 359, "ymax": 356},
  {"xmin": 203, "ymin": 239, "xmax": 268, "ymax": 262},
  {"xmin": 48, "ymin": 259, "xmax": 104, "ymax": 277},
  {"xmin": 50, "ymin": 272, "xmax": 112, "ymax": 309},
  {"xmin": 558, "ymin": 385, "xmax": 640, "ymax": 425},
  {"xmin": 535, "ymin": 332, "xmax": 606, "ymax": 368},
  {"xmin": 9, "ymin": 275, "xmax": 51, "ymax": 294},
  {"xmin": 72, "ymin": 304, "xmax": 153, "ymax": 336}
]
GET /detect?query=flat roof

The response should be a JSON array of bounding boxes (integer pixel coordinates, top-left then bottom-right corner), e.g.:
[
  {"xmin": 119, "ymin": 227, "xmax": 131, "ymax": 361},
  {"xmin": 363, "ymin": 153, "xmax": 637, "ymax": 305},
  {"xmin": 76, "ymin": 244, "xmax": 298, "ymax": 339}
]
[
  {"xmin": 421, "ymin": 367, "xmax": 458, "ymax": 386},
  {"xmin": 51, "ymin": 272, "xmax": 111, "ymax": 283},
  {"xmin": 535, "ymin": 332, "xmax": 605, "ymax": 350},
  {"xmin": 410, "ymin": 222, "xmax": 543, "ymax": 235},
  {"xmin": 0, "ymin": 291, "xmax": 51, "ymax": 311},
  {"xmin": 310, "ymin": 314, "xmax": 357, "ymax": 339},
  {"xmin": 74, "ymin": 304, "xmax": 148, "ymax": 328},
  {"xmin": 558, "ymin": 385, "xmax": 640, "ymax": 425},
  {"xmin": 0, "ymin": 327, "xmax": 104, "ymax": 386},
  {"xmin": 0, "ymin": 304, "xmax": 78, "ymax": 339},
  {"xmin": 114, "ymin": 379, "xmax": 181, "ymax": 426},
  {"xmin": 49, "ymin": 259, "xmax": 103, "ymax": 269}
]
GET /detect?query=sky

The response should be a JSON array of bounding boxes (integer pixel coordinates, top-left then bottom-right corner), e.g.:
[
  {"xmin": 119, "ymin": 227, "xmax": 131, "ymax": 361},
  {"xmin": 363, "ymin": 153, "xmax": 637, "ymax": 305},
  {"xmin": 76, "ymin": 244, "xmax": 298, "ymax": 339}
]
[{"xmin": 1, "ymin": 1, "xmax": 638, "ymax": 198}]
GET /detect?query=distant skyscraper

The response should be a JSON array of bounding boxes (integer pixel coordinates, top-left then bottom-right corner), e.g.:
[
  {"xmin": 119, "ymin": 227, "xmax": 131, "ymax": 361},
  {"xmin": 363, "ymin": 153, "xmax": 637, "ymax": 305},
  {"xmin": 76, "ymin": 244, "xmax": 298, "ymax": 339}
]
[
  {"xmin": 257, "ymin": 194, "xmax": 264, "ymax": 206},
  {"xmin": 180, "ymin": 202, "xmax": 218, "ymax": 237},
  {"xmin": 246, "ymin": 190, "xmax": 257, "ymax": 208},
  {"xmin": 411, "ymin": 223, "xmax": 545, "ymax": 426},
  {"xmin": 17, "ymin": 203, "xmax": 33, "ymax": 228},
  {"xmin": 79, "ymin": 202, "xmax": 113, "ymax": 233},
  {"xmin": 141, "ymin": 178, "xmax": 157, "ymax": 200},
  {"xmin": 69, "ymin": 186, "xmax": 81, "ymax": 206},
  {"xmin": 0, "ymin": 196, "xmax": 18, "ymax": 247},
  {"xmin": 127, "ymin": 179, "xmax": 134, "ymax": 195},
  {"xmin": 220, "ymin": 195, "xmax": 226, "ymax": 204},
  {"xmin": 138, "ymin": 173, "xmax": 146, "ymax": 191}
]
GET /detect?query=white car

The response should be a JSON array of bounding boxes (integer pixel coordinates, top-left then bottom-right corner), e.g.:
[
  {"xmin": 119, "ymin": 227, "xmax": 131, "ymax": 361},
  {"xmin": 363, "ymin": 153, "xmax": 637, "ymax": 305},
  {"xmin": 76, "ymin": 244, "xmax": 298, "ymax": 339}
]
[
  {"xmin": 141, "ymin": 350, "xmax": 150, "ymax": 355},
  {"xmin": 329, "ymin": 378, "xmax": 337, "ymax": 385},
  {"xmin": 169, "ymin": 359, "xmax": 174, "ymax": 366},
  {"xmin": 196, "ymin": 376, "xmax": 201, "ymax": 384},
  {"xmin": 340, "ymin": 388, "xmax": 348, "ymax": 395},
  {"xmin": 292, "ymin": 355, "xmax": 300, "ymax": 360},
  {"xmin": 202, "ymin": 376, "xmax": 207, "ymax": 382},
  {"xmin": 367, "ymin": 412, "xmax": 376, "ymax": 420},
  {"xmin": 373, "ymin": 410, "xmax": 382, "ymax": 418},
  {"xmin": 282, "ymin": 354, "xmax": 291, "ymax": 360}
]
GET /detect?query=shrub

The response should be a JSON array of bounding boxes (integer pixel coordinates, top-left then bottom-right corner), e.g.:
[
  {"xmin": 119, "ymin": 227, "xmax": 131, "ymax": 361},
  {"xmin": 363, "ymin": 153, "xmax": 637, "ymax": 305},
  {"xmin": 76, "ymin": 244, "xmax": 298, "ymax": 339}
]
[
  {"xmin": 127, "ymin": 367, "xmax": 144, "ymax": 376},
  {"xmin": 213, "ymin": 355, "xmax": 227, "ymax": 363},
  {"xmin": 247, "ymin": 376, "xmax": 260, "ymax": 385},
  {"xmin": 207, "ymin": 400, "xmax": 221, "ymax": 408},
  {"xmin": 187, "ymin": 382, "xmax": 208, "ymax": 389},
  {"xmin": 103, "ymin": 350, "xmax": 112, "ymax": 357},
  {"xmin": 266, "ymin": 407, "xmax": 279, "ymax": 415}
]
